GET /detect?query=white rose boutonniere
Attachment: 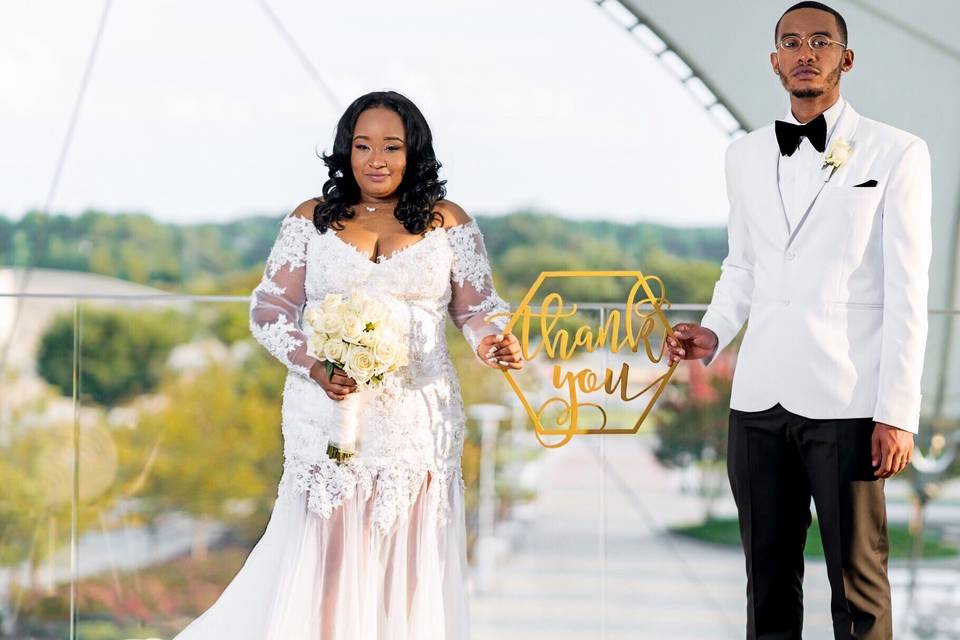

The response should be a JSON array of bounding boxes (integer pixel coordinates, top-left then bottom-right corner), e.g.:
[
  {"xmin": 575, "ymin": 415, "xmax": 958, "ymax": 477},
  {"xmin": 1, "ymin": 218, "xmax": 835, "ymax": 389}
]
[{"xmin": 823, "ymin": 137, "xmax": 852, "ymax": 179}]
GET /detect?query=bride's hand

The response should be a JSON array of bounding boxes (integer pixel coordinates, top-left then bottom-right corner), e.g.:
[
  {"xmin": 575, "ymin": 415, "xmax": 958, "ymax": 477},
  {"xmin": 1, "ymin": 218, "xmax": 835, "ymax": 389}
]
[
  {"xmin": 477, "ymin": 333, "xmax": 523, "ymax": 370},
  {"xmin": 310, "ymin": 361, "xmax": 358, "ymax": 400}
]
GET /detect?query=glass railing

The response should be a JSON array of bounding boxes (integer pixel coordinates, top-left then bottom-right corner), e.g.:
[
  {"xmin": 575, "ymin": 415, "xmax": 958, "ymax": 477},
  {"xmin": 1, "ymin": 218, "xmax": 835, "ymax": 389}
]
[{"xmin": 0, "ymin": 293, "xmax": 957, "ymax": 639}]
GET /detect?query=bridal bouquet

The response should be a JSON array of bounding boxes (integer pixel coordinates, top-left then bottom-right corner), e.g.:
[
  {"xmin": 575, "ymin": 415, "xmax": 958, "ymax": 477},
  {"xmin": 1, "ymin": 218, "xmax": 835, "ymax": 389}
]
[{"xmin": 304, "ymin": 292, "xmax": 409, "ymax": 458}]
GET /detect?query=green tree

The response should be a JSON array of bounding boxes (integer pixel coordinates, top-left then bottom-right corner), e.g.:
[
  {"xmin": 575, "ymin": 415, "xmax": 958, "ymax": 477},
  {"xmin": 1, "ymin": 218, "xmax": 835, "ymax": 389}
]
[
  {"xmin": 117, "ymin": 357, "xmax": 284, "ymax": 558},
  {"xmin": 0, "ymin": 392, "xmax": 118, "ymax": 635},
  {"xmin": 2, "ymin": 209, "xmax": 726, "ymax": 295},
  {"xmin": 36, "ymin": 308, "xmax": 191, "ymax": 406}
]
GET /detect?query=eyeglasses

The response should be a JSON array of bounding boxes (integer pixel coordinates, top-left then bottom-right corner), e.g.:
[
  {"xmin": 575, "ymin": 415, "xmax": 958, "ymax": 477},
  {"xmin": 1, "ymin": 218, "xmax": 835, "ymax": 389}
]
[{"xmin": 776, "ymin": 34, "xmax": 846, "ymax": 52}]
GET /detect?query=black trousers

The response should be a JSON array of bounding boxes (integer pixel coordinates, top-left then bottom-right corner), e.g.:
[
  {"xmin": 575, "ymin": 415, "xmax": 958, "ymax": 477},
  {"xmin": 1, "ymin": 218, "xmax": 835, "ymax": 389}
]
[{"xmin": 727, "ymin": 403, "xmax": 891, "ymax": 640}]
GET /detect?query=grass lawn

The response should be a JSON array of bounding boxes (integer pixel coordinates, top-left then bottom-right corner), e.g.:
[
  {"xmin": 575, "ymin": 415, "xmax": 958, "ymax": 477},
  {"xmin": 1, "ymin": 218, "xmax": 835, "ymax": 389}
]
[{"xmin": 673, "ymin": 517, "xmax": 959, "ymax": 559}]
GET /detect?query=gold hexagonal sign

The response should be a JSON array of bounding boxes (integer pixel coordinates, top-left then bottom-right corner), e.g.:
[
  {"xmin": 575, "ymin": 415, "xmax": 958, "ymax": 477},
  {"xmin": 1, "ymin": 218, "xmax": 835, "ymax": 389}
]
[{"xmin": 494, "ymin": 270, "xmax": 678, "ymax": 448}]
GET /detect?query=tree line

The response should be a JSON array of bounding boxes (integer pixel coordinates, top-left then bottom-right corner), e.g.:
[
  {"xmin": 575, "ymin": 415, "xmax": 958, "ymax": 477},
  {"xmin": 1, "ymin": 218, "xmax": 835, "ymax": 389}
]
[{"xmin": 1, "ymin": 209, "xmax": 725, "ymax": 301}]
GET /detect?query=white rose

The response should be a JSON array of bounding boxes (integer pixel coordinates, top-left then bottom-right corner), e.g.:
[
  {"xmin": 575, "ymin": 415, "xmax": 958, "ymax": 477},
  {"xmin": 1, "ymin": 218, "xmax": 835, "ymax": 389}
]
[
  {"xmin": 346, "ymin": 291, "xmax": 373, "ymax": 315},
  {"xmin": 342, "ymin": 314, "xmax": 366, "ymax": 342},
  {"xmin": 367, "ymin": 301, "xmax": 389, "ymax": 325},
  {"xmin": 320, "ymin": 308, "xmax": 344, "ymax": 336},
  {"xmin": 826, "ymin": 137, "xmax": 852, "ymax": 167},
  {"xmin": 358, "ymin": 329, "xmax": 378, "ymax": 348},
  {"xmin": 335, "ymin": 302, "xmax": 354, "ymax": 323},
  {"xmin": 373, "ymin": 339, "xmax": 397, "ymax": 369},
  {"xmin": 378, "ymin": 326, "xmax": 406, "ymax": 365},
  {"xmin": 378, "ymin": 326, "xmax": 400, "ymax": 346},
  {"xmin": 322, "ymin": 339, "xmax": 347, "ymax": 365},
  {"xmin": 363, "ymin": 305, "xmax": 387, "ymax": 331},
  {"xmin": 309, "ymin": 332, "xmax": 327, "ymax": 358},
  {"xmin": 321, "ymin": 293, "xmax": 342, "ymax": 312},
  {"xmin": 344, "ymin": 344, "xmax": 377, "ymax": 384},
  {"xmin": 303, "ymin": 307, "xmax": 323, "ymax": 331}
]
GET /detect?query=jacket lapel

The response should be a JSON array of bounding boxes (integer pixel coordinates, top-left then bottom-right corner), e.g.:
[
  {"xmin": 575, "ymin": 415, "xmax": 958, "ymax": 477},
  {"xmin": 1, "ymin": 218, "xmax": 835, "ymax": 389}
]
[
  {"xmin": 767, "ymin": 129, "xmax": 791, "ymax": 241},
  {"xmin": 785, "ymin": 102, "xmax": 862, "ymax": 249}
]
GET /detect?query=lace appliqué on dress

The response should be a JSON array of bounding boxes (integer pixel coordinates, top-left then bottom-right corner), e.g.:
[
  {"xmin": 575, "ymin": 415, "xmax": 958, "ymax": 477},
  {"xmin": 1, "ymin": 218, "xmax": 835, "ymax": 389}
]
[
  {"xmin": 248, "ymin": 311, "xmax": 310, "ymax": 377},
  {"xmin": 447, "ymin": 220, "xmax": 511, "ymax": 352},
  {"xmin": 279, "ymin": 456, "xmax": 460, "ymax": 535},
  {"xmin": 449, "ymin": 222, "xmax": 499, "ymax": 292},
  {"xmin": 265, "ymin": 216, "xmax": 314, "ymax": 277},
  {"xmin": 249, "ymin": 216, "xmax": 319, "ymax": 378}
]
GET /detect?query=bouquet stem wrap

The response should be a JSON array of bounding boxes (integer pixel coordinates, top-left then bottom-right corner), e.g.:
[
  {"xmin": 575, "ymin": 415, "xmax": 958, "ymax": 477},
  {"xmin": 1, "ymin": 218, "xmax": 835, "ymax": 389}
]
[{"xmin": 327, "ymin": 390, "xmax": 364, "ymax": 456}]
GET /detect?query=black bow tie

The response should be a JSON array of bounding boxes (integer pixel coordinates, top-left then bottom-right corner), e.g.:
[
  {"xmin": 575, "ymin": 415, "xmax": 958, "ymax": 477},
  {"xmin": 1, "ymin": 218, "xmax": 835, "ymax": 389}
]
[{"xmin": 775, "ymin": 114, "xmax": 827, "ymax": 156}]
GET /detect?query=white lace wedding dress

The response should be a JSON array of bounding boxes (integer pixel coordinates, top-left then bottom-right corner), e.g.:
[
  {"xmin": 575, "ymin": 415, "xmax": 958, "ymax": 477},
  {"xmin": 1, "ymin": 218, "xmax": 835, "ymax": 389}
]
[{"xmin": 173, "ymin": 213, "xmax": 509, "ymax": 640}]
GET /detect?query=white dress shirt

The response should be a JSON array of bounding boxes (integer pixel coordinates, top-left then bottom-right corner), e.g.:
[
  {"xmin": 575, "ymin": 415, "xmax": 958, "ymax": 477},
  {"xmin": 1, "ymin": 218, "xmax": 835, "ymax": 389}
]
[{"xmin": 778, "ymin": 96, "xmax": 846, "ymax": 232}]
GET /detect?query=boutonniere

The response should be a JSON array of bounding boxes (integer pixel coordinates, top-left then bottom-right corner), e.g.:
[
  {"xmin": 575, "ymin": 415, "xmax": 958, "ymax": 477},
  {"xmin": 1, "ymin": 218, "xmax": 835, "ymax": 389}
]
[{"xmin": 822, "ymin": 137, "xmax": 852, "ymax": 179}]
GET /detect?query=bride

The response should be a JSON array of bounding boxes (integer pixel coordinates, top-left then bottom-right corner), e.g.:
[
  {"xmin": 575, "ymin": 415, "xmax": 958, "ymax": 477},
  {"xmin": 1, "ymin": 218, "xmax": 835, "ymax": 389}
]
[{"xmin": 173, "ymin": 90, "xmax": 523, "ymax": 639}]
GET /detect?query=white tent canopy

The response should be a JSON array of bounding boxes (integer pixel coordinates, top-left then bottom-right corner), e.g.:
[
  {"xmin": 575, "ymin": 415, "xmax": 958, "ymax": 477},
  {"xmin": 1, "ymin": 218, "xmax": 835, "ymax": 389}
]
[{"xmin": 610, "ymin": 0, "xmax": 960, "ymax": 423}]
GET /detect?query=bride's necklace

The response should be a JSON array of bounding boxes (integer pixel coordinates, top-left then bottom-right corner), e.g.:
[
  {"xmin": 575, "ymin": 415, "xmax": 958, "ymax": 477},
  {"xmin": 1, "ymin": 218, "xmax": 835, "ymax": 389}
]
[{"xmin": 357, "ymin": 201, "xmax": 397, "ymax": 214}]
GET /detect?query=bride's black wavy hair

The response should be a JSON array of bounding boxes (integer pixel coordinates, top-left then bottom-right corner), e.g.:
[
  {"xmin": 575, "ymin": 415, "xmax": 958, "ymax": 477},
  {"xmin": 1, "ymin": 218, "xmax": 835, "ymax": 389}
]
[{"xmin": 313, "ymin": 91, "xmax": 447, "ymax": 235}]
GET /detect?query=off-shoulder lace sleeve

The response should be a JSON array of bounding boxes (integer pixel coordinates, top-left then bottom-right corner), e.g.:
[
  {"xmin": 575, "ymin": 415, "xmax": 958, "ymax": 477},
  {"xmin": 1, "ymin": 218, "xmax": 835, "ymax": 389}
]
[
  {"xmin": 446, "ymin": 220, "xmax": 511, "ymax": 357},
  {"xmin": 249, "ymin": 215, "xmax": 320, "ymax": 378}
]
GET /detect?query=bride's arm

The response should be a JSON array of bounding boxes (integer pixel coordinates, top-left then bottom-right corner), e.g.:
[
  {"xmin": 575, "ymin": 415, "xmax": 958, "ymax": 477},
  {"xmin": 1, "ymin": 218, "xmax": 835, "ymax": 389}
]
[
  {"xmin": 442, "ymin": 202, "xmax": 516, "ymax": 366},
  {"xmin": 248, "ymin": 203, "xmax": 322, "ymax": 377}
]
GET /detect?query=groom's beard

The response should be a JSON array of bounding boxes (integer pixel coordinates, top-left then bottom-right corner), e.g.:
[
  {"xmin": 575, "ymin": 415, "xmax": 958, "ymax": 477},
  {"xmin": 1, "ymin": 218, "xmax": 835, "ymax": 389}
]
[{"xmin": 781, "ymin": 60, "xmax": 843, "ymax": 99}]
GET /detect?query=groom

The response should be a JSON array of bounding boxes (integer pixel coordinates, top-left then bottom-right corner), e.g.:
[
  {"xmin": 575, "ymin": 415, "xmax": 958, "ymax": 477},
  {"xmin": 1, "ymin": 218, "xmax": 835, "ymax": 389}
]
[{"xmin": 666, "ymin": 2, "xmax": 932, "ymax": 638}]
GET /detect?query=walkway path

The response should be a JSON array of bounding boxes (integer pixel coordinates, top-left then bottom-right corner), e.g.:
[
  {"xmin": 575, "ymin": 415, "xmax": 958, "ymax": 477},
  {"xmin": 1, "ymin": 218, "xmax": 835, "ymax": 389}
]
[{"xmin": 471, "ymin": 435, "xmax": 957, "ymax": 639}]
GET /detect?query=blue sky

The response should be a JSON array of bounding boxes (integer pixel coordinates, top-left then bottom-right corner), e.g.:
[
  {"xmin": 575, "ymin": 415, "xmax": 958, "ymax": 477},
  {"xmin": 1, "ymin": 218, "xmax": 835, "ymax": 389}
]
[{"xmin": 2, "ymin": 0, "xmax": 732, "ymax": 226}]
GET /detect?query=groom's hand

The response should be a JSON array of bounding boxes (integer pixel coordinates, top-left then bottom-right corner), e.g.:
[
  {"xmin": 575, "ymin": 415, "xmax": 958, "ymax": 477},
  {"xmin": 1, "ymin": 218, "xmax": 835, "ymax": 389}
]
[
  {"xmin": 871, "ymin": 422, "xmax": 914, "ymax": 478},
  {"xmin": 665, "ymin": 323, "xmax": 719, "ymax": 365}
]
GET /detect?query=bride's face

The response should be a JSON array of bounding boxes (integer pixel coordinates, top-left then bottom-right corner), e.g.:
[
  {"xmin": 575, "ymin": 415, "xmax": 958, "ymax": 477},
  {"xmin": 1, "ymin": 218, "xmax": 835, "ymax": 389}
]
[{"xmin": 350, "ymin": 107, "xmax": 407, "ymax": 201}]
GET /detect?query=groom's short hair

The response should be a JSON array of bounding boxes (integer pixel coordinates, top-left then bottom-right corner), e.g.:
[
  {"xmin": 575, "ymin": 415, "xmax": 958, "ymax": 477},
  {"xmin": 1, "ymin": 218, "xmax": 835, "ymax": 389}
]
[{"xmin": 775, "ymin": 1, "xmax": 848, "ymax": 45}]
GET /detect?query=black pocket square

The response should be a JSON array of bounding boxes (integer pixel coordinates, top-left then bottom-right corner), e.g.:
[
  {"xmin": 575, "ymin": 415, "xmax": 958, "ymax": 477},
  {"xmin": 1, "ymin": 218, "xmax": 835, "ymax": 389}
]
[{"xmin": 853, "ymin": 179, "xmax": 878, "ymax": 187}]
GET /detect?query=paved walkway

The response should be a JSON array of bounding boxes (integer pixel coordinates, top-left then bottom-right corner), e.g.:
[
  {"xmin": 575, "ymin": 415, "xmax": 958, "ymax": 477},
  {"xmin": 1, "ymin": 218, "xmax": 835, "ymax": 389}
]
[{"xmin": 470, "ymin": 436, "xmax": 960, "ymax": 640}]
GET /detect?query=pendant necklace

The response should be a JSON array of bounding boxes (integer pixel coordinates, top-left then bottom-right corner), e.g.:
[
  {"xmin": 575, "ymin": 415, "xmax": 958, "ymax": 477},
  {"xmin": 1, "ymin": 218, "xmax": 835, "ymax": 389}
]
[{"xmin": 357, "ymin": 201, "xmax": 396, "ymax": 214}]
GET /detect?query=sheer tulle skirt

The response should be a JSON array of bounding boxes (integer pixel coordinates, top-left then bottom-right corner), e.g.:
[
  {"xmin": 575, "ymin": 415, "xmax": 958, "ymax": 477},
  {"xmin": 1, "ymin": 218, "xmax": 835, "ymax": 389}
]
[{"xmin": 173, "ymin": 473, "xmax": 469, "ymax": 640}]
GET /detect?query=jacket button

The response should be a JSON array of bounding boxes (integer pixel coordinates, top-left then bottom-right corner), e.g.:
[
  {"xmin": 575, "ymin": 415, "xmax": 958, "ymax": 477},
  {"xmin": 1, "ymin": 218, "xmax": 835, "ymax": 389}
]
[
  {"xmin": 786, "ymin": 252, "xmax": 796, "ymax": 261},
  {"xmin": 783, "ymin": 299, "xmax": 791, "ymax": 307}
]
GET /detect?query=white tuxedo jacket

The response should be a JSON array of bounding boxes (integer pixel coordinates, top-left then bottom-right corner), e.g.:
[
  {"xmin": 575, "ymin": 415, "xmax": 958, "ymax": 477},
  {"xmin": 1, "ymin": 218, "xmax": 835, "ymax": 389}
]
[{"xmin": 701, "ymin": 102, "xmax": 932, "ymax": 433}]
